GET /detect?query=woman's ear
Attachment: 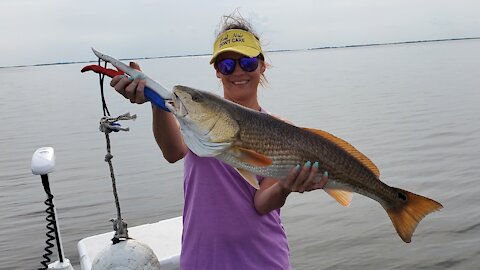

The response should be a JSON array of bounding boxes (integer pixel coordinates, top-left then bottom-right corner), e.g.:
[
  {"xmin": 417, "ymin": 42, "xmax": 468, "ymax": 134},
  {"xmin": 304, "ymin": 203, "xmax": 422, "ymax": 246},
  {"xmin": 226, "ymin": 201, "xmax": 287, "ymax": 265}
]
[
  {"xmin": 216, "ymin": 68, "xmax": 221, "ymax": 78},
  {"xmin": 260, "ymin": 61, "xmax": 267, "ymax": 74}
]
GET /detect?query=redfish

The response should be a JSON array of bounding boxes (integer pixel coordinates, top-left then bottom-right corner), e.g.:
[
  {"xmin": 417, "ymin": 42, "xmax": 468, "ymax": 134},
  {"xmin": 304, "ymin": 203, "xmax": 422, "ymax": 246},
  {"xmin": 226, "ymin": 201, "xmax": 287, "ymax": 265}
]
[{"xmin": 168, "ymin": 85, "xmax": 443, "ymax": 243}]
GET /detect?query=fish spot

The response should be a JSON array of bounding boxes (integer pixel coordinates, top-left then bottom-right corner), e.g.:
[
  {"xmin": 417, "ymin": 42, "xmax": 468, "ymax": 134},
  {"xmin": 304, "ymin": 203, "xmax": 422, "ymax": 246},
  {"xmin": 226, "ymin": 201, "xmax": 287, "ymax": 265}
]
[{"xmin": 398, "ymin": 192, "xmax": 407, "ymax": 201}]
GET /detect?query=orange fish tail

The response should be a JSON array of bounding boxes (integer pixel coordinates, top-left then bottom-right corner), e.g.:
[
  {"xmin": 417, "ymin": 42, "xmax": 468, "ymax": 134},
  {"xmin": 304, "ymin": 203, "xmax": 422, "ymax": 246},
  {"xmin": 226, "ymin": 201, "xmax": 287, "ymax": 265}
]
[{"xmin": 385, "ymin": 188, "xmax": 443, "ymax": 243}]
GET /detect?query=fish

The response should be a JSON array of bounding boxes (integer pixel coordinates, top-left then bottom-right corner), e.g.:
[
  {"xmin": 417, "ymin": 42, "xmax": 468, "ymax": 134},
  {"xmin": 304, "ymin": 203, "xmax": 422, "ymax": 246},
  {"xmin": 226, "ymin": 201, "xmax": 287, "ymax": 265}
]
[{"xmin": 168, "ymin": 85, "xmax": 443, "ymax": 243}]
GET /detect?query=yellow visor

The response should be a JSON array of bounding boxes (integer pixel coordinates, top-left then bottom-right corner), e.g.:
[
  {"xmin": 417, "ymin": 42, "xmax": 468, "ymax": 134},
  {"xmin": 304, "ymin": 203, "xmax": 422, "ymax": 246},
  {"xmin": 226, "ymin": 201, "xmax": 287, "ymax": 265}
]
[{"xmin": 210, "ymin": 29, "xmax": 263, "ymax": 64}]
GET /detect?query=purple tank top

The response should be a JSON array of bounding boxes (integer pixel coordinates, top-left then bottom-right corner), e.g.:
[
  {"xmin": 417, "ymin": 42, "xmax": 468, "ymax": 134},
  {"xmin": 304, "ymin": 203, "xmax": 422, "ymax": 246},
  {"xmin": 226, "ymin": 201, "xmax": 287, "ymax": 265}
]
[{"xmin": 180, "ymin": 149, "xmax": 291, "ymax": 269}]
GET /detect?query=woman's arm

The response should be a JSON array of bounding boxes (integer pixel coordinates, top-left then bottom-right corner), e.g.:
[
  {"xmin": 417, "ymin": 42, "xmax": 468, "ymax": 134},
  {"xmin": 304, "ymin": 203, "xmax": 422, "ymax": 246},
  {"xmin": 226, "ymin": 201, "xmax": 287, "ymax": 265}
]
[
  {"xmin": 110, "ymin": 63, "xmax": 188, "ymax": 162},
  {"xmin": 151, "ymin": 105, "xmax": 188, "ymax": 162}
]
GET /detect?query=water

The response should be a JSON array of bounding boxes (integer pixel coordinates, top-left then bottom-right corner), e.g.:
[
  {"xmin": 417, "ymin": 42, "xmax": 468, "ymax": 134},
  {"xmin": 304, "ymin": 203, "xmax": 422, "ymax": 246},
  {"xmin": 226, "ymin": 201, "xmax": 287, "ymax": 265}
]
[{"xmin": 1, "ymin": 39, "xmax": 479, "ymax": 269}]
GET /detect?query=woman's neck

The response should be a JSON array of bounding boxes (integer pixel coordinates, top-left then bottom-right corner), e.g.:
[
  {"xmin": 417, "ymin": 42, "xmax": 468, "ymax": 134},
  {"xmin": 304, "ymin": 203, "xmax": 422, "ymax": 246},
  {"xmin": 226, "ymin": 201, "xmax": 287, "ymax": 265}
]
[{"xmin": 226, "ymin": 96, "xmax": 261, "ymax": 111}]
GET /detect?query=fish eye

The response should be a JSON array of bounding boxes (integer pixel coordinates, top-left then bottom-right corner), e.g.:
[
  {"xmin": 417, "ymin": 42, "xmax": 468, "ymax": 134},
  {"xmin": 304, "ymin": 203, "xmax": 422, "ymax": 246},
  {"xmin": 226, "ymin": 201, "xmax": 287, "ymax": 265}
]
[{"xmin": 191, "ymin": 94, "xmax": 202, "ymax": 102}]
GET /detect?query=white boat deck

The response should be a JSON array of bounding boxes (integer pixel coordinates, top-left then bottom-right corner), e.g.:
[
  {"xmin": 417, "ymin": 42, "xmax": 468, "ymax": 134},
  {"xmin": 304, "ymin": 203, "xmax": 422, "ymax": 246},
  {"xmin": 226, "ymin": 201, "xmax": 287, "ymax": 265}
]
[{"xmin": 77, "ymin": 216, "xmax": 182, "ymax": 270}]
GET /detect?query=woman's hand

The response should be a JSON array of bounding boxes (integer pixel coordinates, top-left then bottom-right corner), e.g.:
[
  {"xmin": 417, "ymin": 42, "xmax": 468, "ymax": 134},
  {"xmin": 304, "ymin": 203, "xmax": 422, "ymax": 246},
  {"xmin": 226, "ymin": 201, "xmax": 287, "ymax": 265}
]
[
  {"xmin": 281, "ymin": 162, "xmax": 329, "ymax": 193},
  {"xmin": 254, "ymin": 162, "xmax": 329, "ymax": 214},
  {"xmin": 110, "ymin": 62, "xmax": 147, "ymax": 104}
]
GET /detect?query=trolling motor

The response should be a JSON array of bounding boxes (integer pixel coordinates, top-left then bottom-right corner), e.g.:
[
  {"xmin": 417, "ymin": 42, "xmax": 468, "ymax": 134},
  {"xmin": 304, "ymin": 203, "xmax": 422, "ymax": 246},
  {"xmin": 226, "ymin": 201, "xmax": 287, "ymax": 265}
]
[{"xmin": 32, "ymin": 147, "xmax": 74, "ymax": 270}]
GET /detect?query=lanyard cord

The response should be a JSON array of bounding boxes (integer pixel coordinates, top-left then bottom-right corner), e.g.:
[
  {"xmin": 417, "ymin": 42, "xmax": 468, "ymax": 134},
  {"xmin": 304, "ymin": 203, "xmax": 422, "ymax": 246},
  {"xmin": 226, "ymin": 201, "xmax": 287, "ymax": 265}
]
[{"xmin": 98, "ymin": 58, "xmax": 111, "ymax": 117}]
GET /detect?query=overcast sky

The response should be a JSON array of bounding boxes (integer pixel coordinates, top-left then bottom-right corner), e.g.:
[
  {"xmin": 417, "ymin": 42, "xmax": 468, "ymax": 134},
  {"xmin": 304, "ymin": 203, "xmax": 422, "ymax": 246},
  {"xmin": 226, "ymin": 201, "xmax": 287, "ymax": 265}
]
[{"xmin": 1, "ymin": 0, "xmax": 479, "ymax": 67}]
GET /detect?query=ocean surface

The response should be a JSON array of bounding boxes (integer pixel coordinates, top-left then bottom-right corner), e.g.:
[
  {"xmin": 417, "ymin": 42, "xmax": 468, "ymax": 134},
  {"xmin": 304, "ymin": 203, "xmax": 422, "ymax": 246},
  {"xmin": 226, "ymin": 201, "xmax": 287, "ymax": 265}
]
[{"xmin": 1, "ymin": 39, "xmax": 479, "ymax": 269}]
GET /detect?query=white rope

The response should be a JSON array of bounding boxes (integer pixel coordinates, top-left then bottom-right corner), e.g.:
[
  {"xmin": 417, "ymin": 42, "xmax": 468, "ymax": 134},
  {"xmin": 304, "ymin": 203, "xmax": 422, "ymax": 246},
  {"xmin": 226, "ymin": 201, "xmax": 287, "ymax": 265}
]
[
  {"xmin": 99, "ymin": 113, "xmax": 137, "ymax": 133},
  {"xmin": 99, "ymin": 112, "xmax": 137, "ymax": 243}
]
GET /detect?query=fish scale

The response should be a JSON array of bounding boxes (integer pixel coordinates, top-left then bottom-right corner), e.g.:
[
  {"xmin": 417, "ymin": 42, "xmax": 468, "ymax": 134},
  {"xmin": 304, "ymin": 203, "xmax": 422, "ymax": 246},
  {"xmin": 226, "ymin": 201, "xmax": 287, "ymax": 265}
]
[{"xmin": 238, "ymin": 114, "xmax": 373, "ymax": 186}]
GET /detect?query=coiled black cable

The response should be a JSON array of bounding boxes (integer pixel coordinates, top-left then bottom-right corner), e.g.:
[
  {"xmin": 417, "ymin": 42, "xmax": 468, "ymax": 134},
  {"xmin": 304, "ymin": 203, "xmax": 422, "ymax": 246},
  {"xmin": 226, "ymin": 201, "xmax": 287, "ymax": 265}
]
[
  {"xmin": 38, "ymin": 193, "xmax": 55, "ymax": 269},
  {"xmin": 38, "ymin": 174, "xmax": 63, "ymax": 270}
]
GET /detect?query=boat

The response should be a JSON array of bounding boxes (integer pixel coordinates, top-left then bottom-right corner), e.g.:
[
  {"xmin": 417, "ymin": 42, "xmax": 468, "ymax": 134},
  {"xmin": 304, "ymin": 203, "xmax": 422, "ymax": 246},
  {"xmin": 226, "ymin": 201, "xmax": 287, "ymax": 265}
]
[
  {"xmin": 32, "ymin": 147, "xmax": 182, "ymax": 270},
  {"xmin": 31, "ymin": 50, "xmax": 186, "ymax": 269},
  {"xmin": 78, "ymin": 217, "xmax": 182, "ymax": 270}
]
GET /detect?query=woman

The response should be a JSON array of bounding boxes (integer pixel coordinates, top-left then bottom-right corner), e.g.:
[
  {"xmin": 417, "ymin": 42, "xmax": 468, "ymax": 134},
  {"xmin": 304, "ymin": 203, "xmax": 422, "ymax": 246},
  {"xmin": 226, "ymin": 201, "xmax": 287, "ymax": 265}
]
[{"xmin": 111, "ymin": 15, "xmax": 328, "ymax": 270}]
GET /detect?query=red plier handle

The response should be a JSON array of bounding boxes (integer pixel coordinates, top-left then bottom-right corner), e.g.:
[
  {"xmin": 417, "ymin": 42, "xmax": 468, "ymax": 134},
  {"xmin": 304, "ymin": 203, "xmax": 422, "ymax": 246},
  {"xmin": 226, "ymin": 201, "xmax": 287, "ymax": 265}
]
[
  {"xmin": 81, "ymin": 65, "xmax": 124, "ymax": 78},
  {"xmin": 81, "ymin": 64, "xmax": 170, "ymax": 112}
]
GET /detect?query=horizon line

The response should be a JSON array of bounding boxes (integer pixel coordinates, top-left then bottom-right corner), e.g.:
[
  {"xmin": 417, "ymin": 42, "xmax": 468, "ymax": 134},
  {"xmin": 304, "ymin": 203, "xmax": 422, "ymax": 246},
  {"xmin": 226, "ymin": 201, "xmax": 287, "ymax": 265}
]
[{"xmin": 1, "ymin": 37, "xmax": 479, "ymax": 69}]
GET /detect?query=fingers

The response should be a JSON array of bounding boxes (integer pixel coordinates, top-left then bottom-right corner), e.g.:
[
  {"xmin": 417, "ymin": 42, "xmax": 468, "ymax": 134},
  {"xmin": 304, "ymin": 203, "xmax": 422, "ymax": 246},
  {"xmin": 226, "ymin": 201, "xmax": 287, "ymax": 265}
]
[
  {"xmin": 125, "ymin": 77, "xmax": 139, "ymax": 103},
  {"xmin": 136, "ymin": 79, "xmax": 146, "ymax": 103},
  {"xmin": 293, "ymin": 161, "xmax": 314, "ymax": 193},
  {"xmin": 110, "ymin": 74, "xmax": 124, "ymax": 88},
  {"xmin": 282, "ymin": 165, "xmax": 301, "ymax": 191},
  {"xmin": 110, "ymin": 61, "xmax": 141, "ymax": 88},
  {"xmin": 309, "ymin": 171, "xmax": 329, "ymax": 191},
  {"xmin": 129, "ymin": 61, "xmax": 141, "ymax": 71},
  {"xmin": 299, "ymin": 161, "xmax": 319, "ymax": 193},
  {"xmin": 109, "ymin": 61, "xmax": 145, "ymax": 103},
  {"xmin": 285, "ymin": 161, "xmax": 329, "ymax": 193},
  {"xmin": 110, "ymin": 74, "xmax": 146, "ymax": 104},
  {"xmin": 111, "ymin": 75, "xmax": 129, "ymax": 97}
]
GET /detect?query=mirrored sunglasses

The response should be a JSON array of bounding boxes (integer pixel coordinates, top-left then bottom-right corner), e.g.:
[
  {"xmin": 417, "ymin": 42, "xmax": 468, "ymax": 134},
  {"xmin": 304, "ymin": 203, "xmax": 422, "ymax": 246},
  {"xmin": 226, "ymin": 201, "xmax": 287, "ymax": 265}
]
[{"xmin": 215, "ymin": 57, "xmax": 259, "ymax": 75}]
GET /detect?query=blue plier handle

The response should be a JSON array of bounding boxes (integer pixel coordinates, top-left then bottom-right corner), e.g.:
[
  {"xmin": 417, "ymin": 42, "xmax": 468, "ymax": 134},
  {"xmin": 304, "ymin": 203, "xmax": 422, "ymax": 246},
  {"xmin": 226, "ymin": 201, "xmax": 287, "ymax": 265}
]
[{"xmin": 144, "ymin": 87, "xmax": 170, "ymax": 112}]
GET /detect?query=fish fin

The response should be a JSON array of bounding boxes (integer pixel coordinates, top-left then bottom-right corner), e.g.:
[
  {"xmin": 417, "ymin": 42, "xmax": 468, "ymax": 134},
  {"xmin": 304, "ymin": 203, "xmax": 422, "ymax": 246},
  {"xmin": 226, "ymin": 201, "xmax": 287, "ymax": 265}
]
[
  {"xmin": 324, "ymin": 188, "xmax": 353, "ymax": 206},
  {"xmin": 235, "ymin": 168, "xmax": 260, "ymax": 189},
  {"xmin": 385, "ymin": 188, "xmax": 443, "ymax": 243},
  {"xmin": 231, "ymin": 146, "xmax": 272, "ymax": 167},
  {"xmin": 303, "ymin": 128, "xmax": 380, "ymax": 177}
]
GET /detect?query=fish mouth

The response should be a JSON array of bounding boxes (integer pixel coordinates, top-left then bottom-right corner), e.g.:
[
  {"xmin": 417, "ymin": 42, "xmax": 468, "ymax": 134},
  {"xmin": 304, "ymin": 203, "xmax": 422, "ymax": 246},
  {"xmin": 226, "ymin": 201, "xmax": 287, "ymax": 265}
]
[{"xmin": 167, "ymin": 92, "xmax": 188, "ymax": 117}]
